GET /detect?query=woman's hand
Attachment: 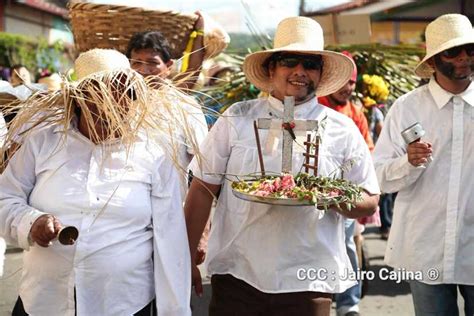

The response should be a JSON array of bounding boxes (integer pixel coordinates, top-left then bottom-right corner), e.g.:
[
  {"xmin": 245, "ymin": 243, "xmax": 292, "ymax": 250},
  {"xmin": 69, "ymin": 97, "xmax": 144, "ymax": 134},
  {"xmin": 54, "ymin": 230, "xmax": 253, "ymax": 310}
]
[{"xmin": 30, "ymin": 214, "xmax": 61, "ymax": 247}]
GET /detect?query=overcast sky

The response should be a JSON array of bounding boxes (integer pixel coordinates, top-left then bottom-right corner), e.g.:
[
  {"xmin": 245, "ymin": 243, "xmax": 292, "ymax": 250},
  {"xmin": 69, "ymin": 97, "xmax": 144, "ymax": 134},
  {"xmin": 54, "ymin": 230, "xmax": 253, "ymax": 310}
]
[{"xmin": 88, "ymin": 0, "xmax": 350, "ymax": 33}]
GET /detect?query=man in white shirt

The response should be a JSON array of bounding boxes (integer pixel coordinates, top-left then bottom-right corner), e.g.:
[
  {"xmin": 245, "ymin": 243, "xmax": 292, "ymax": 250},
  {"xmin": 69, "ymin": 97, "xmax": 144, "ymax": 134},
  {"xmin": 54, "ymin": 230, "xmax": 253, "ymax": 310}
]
[
  {"xmin": 373, "ymin": 14, "xmax": 474, "ymax": 315},
  {"xmin": 185, "ymin": 17, "xmax": 380, "ymax": 316}
]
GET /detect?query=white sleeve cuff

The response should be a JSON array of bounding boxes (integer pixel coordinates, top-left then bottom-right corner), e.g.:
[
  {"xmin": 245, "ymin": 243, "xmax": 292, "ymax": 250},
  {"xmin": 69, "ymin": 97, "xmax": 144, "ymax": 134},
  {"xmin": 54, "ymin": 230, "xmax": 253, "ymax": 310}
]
[
  {"xmin": 17, "ymin": 208, "xmax": 48, "ymax": 251},
  {"xmin": 385, "ymin": 154, "xmax": 425, "ymax": 181}
]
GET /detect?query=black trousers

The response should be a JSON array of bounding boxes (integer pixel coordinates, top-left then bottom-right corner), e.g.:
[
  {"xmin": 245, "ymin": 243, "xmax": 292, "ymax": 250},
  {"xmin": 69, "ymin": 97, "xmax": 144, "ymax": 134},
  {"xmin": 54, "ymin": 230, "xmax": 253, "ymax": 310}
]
[
  {"xmin": 12, "ymin": 296, "xmax": 156, "ymax": 316},
  {"xmin": 209, "ymin": 274, "xmax": 333, "ymax": 316}
]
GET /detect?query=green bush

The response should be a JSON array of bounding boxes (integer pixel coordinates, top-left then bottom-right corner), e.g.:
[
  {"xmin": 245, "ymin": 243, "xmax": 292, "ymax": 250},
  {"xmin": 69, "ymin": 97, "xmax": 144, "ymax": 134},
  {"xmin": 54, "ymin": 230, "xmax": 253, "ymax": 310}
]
[{"xmin": 0, "ymin": 33, "xmax": 66, "ymax": 79}]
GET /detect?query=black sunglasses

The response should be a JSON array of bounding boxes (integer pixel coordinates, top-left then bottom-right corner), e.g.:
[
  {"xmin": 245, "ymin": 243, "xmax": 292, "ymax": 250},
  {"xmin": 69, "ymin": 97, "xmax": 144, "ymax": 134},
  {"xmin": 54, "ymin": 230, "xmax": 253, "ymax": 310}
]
[
  {"xmin": 440, "ymin": 44, "xmax": 474, "ymax": 59},
  {"xmin": 274, "ymin": 54, "xmax": 324, "ymax": 70}
]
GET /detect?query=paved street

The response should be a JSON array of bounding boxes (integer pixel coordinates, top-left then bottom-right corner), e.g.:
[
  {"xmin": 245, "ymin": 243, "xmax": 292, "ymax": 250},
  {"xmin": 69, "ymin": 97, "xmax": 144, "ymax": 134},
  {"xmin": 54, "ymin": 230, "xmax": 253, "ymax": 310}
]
[{"xmin": 0, "ymin": 226, "xmax": 465, "ymax": 316}]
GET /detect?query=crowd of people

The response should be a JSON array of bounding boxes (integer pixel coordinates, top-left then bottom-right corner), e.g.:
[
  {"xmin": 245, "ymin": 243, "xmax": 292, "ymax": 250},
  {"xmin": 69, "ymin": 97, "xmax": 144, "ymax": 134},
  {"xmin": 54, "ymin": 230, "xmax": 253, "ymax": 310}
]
[{"xmin": 0, "ymin": 11, "xmax": 473, "ymax": 316}]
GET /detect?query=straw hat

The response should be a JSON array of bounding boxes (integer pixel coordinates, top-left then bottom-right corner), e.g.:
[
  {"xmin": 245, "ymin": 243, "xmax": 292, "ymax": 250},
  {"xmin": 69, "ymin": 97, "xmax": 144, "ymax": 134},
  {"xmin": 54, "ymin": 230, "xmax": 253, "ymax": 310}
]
[
  {"xmin": 38, "ymin": 73, "xmax": 63, "ymax": 91},
  {"xmin": 74, "ymin": 49, "xmax": 131, "ymax": 81},
  {"xmin": 243, "ymin": 16, "xmax": 355, "ymax": 97},
  {"xmin": 415, "ymin": 14, "xmax": 474, "ymax": 78}
]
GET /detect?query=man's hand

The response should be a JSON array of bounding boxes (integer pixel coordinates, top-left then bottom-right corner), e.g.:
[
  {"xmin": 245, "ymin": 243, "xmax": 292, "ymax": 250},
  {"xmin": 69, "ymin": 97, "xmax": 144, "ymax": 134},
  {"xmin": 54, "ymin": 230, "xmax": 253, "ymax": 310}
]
[
  {"xmin": 407, "ymin": 141, "xmax": 432, "ymax": 167},
  {"xmin": 192, "ymin": 264, "xmax": 203, "ymax": 297},
  {"xmin": 30, "ymin": 214, "xmax": 61, "ymax": 247},
  {"xmin": 194, "ymin": 11, "xmax": 204, "ymax": 31}
]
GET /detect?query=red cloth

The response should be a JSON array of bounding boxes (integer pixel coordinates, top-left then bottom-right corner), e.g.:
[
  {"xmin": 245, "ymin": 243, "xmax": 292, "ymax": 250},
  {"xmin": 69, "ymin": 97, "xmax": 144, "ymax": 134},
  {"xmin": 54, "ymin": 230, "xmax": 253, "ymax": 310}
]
[
  {"xmin": 341, "ymin": 51, "xmax": 357, "ymax": 82},
  {"xmin": 318, "ymin": 96, "xmax": 374, "ymax": 152},
  {"xmin": 318, "ymin": 96, "xmax": 380, "ymax": 227}
]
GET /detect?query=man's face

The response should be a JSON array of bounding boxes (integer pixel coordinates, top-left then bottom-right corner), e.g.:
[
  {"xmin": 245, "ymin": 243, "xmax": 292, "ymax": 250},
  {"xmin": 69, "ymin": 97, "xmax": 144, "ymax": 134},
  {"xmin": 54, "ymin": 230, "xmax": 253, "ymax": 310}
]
[
  {"xmin": 130, "ymin": 48, "xmax": 172, "ymax": 78},
  {"xmin": 268, "ymin": 53, "xmax": 322, "ymax": 102},
  {"xmin": 432, "ymin": 44, "xmax": 474, "ymax": 81},
  {"xmin": 328, "ymin": 80, "xmax": 356, "ymax": 105}
]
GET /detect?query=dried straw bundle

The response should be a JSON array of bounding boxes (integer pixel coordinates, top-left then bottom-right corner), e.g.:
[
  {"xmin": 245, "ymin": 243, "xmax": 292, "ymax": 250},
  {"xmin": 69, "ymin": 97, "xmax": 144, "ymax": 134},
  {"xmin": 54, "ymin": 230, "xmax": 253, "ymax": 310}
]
[{"xmin": 1, "ymin": 70, "xmax": 206, "ymax": 174}]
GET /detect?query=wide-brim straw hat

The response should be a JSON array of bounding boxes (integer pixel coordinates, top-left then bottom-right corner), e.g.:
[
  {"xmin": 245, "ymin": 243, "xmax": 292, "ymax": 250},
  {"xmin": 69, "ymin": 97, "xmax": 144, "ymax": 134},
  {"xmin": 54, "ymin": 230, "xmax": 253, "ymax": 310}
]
[
  {"xmin": 243, "ymin": 17, "xmax": 355, "ymax": 97},
  {"xmin": 415, "ymin": 14, "xmax": 474, "ymax": 78}
]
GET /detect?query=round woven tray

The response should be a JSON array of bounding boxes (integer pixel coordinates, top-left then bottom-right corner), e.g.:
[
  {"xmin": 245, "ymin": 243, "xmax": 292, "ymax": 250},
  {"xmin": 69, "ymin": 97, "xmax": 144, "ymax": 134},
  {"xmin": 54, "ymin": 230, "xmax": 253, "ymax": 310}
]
[{"xmin": 68, "ymin": 2, "xmax": 198, "ymax": 59}]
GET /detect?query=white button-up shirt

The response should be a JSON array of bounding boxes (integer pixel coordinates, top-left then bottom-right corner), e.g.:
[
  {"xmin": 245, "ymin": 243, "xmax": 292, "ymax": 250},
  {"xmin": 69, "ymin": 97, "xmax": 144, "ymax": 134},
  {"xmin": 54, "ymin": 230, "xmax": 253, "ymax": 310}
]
[
  {"xmin": 0, "ymin": 124, "xmax": 191, "ymax": 316},
  {"xmin": 373, "ymin": 77, "xmax": 474, "ymax": 285},
  {"xmin": 190, "ymin": 96, "xmax": 380, "ymax": 294}
]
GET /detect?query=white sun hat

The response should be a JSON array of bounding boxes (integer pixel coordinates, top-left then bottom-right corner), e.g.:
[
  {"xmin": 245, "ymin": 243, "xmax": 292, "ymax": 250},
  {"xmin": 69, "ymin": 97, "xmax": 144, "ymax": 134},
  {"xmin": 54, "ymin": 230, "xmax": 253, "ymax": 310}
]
[
  {"xmin": 415, "ymin": 14, "xmax": 474, "ymax": 78},
  {"xmin": 242, "ymin": 16, "xmax": 355, "ymax": 97}
]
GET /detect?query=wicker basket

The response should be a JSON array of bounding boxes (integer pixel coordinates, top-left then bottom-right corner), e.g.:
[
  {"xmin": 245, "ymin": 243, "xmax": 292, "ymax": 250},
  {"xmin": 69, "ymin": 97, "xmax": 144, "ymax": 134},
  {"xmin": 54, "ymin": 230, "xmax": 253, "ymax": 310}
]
[{"xmin": 68, "ymin": 2, "xmax": 198, "ymax": 59}]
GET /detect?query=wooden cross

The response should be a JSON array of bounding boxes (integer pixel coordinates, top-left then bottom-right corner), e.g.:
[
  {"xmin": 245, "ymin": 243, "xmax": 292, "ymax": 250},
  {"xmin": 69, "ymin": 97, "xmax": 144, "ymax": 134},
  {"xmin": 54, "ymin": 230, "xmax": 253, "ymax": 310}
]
[{"xmin": 256, "ymin": 96, "xmax": 318, "ymax": 173}]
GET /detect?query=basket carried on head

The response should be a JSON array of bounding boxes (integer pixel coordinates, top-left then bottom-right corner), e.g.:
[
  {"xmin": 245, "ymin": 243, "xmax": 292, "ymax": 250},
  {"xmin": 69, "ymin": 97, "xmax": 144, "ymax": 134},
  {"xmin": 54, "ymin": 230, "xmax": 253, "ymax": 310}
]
[{"xmin": 68, "ymin": 2, "xmax": 229, "ymax": 60}]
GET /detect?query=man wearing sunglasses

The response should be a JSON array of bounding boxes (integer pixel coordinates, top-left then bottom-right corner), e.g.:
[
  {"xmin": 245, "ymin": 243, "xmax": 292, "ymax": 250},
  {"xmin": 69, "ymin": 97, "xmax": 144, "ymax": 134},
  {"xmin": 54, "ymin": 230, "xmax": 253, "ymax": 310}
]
[
  {"xmin": 373, "ymin": 14, "xmax": 474, "ymax": 315},
  {"xmin": 185, "ymin": 17, "xmax": 380, "ymax": 316}
]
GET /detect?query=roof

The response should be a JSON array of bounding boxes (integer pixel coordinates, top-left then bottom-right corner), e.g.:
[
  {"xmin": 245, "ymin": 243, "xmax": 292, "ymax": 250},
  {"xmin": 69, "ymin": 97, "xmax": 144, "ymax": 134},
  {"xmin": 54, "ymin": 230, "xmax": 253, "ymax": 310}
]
[
  {"xmin": 341, "ymin": 0, "xmax": 415, "ymax": 15},
  {"xmin": 302, "ymin": 0, "xmax": 376, "ymax": 16},
  {"xmin": 14, "ymin": 0, "xmax": 68, "ymax": 17}
]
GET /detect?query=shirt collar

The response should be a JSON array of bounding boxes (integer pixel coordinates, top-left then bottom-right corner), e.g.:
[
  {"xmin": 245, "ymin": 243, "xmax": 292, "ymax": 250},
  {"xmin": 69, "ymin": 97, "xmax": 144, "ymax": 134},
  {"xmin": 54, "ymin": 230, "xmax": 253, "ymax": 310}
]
[
  {"xmin": 53, "ymin": 115, "xmax": 78, "ymax": 133},
  {"xmin": 428, "ymin": 76, "xmax": 474, "ymax": 109},
  {"xmin": 267, "ymin": 94, "xmax": 318, "ymax": 117}
]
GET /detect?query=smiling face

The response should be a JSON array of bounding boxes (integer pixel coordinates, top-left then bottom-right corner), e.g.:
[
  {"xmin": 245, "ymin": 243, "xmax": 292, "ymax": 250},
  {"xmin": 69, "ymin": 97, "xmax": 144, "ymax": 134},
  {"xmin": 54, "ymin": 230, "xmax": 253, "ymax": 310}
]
[
  {"xmin": 130, "ymin": 48, "xmax": 173, "ymax": 79},
  {"xmin": 267, "ymin": 53, "xmax": 322, "ymax": 103},
  {"xmin": 328, "ymin": 80, "xmax": 356, "ymax": 105}
]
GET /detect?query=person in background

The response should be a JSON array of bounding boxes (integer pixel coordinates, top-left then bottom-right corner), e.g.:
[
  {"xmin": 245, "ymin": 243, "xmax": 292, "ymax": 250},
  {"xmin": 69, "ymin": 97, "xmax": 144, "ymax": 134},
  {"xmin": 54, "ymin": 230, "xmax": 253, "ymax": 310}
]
[
  {"xmin": 0, "ymin": 49, "xmax": 192, "ymax": 316},
  {"xmin": 126, "ymin": 22, "xmax": 209, "ymax": 264},
  {"xmin": 367, "ymin": 101, "xmax": 394, "ymax": 240},
  {"xmin": 126, "ymin": 26, "xmax": 208, "ymax": 194},
  {"xmin": 373, "ymin": 14, "xmax": 474, "ymax": 315},
  {"xmin": 127, "ymin": 12, "xmax": 205, "ymax": 92},
  {"xmin": 318, "ymin": 51, "xmax": 374, "ymax": 151},
  {"xmin": 185, "ymin": 16, "xmax": 380, "ymax": 316}
]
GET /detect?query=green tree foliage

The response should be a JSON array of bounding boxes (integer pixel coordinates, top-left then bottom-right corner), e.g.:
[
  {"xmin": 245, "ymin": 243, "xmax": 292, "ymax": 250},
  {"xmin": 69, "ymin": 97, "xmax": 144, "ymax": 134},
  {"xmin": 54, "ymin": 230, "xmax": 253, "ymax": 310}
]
[{"xmin": 0, "ymin": 33, "xmax": 66, "ymax": 79}]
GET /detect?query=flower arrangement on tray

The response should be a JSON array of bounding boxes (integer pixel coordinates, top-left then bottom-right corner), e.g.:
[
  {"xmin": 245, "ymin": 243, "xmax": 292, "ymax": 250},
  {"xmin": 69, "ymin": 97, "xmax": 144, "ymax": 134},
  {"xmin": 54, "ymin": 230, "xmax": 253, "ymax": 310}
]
[
  {"xmin": 231, "ymin": 172, "xmax": 363, "ymax": 211},
  {"xmin": 228, "ymin": 102, "xmax": 363, "ymax": 213}
]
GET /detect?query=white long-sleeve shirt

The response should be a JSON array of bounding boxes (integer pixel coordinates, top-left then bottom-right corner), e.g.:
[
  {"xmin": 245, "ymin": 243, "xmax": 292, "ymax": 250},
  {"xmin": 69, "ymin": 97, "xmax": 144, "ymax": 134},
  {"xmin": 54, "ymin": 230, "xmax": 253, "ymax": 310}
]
[
  {"xmin": 190, "ymin": 96, "xmax": 380, "ymax": 294},
  {"xmin": 0, "ymin": 124, "xmax": 191, "ymax": 316},
  {"xmin": 373, "ymin": 77, "xmax": 474, "ymax": 285}
]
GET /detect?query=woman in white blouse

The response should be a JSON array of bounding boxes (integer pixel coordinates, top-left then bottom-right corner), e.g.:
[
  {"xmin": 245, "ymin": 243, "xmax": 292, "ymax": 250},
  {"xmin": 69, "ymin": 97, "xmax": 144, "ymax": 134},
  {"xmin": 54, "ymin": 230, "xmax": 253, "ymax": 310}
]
[{"xmin": 0, "ymin": 49, "xmax": 191, "ymax": 316}]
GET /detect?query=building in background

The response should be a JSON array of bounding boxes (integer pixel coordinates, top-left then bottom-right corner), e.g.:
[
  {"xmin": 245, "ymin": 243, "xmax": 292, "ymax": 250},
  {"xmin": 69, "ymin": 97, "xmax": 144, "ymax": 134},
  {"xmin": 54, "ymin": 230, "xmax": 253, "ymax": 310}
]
[
  {"xmin": 0, "ymin": 0, "xmax": 73, "ymax": 44},
  {"xmin": 301, "ymin": 0, "xmax": 474, "ymax": 45}
]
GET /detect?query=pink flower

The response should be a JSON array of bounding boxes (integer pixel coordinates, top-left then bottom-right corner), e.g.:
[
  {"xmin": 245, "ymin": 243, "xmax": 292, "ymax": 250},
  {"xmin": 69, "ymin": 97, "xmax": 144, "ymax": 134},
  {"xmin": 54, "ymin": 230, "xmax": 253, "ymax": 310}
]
[
  {"xmin": 258, "ymin": 181, "xmax": 274, "ymax": 193},
  {"xmin": 280, "ymin": 174, "xmax": 296, "ymax": 190},
  {"xmin": 255, "ymin": 190, "xmax": 270, "ymax": 197},
  {"xmin": 272, "ymin": 177, "xmax": 282, "ymax": 191}
]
